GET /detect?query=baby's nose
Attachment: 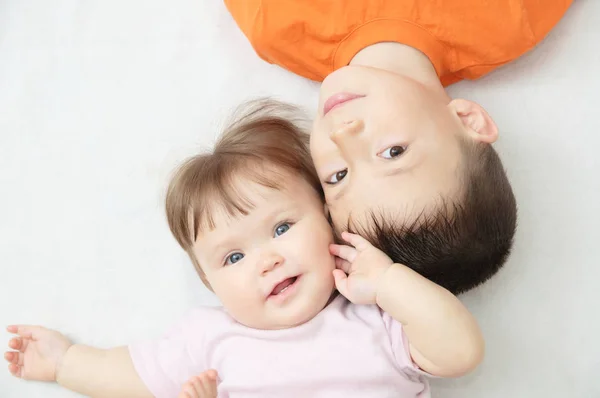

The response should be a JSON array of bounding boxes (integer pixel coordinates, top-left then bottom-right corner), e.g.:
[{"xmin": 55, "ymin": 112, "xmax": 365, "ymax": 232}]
[{"xmin": 260, "ymin": 252, "xmax": 285, "ymax": 274}]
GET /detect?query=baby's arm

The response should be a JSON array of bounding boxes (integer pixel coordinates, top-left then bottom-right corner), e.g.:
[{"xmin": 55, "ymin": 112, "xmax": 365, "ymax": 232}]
[
  {"xmin": 4, "ymin": 325, "xmax": 152, "ymax": 398},
  {"xmin": 331, "ymin": 232, "xmax": 484, "ymax": 378}
]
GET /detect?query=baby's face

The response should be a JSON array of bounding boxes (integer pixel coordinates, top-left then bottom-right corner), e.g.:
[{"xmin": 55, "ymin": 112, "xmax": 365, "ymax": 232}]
[
  {"xmin": 310, "ymin": 65, "xmax": 465, "ymax": 230},
  {"xmin": 192, "ymin": 172, "xmax": 336, "ymax": 330}
]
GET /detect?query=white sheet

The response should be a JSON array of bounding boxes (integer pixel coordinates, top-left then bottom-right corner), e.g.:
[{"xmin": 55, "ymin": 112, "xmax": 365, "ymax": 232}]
[{"xmin": 0, "ymin": 1, "xmax": 598, "ymax": 397}]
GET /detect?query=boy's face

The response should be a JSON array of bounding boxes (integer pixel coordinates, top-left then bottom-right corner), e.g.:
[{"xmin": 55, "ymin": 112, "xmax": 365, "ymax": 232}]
[
  {"xmin": 310, "ymin": 65, "xmax": 466, "ymax": 231},
  {"xmin": 192, "ymin": 171, "xmax": 336, "ymax": 330}
]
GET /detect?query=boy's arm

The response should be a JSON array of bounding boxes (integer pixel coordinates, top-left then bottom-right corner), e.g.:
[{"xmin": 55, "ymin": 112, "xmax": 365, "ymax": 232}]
[
  {"xmin": 57, "ymin": 345, "xmax": 152, "ymax": 398},
  {"xmin": 4, "ymin": 325, "xmax": 152, "ymax": 398},
  {"xmin": 375, "ymin": 264, "xmax": 484, "ymax": 377}
]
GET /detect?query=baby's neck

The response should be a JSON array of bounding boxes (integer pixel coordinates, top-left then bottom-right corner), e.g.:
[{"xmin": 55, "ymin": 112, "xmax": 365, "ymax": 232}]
[{"xmin": 350, "ymin": 42, "xmax": 450, "ymax": 102}]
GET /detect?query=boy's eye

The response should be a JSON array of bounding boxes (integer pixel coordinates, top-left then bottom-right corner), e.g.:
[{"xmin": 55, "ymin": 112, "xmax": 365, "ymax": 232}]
[
  {"xmin": 325, "ymin": 169, "xmax": 348, "ymax": 185},
  {"xmin": 274, "ymin": 222, "xmax": 291, "ymax": 237},
  {"xmin": 379, "ymin": 146, "xmax": 406, "ymax": 159},
  {"xmin": 225, "ymin": 252, "xmax": 244, "ymax": 265}
]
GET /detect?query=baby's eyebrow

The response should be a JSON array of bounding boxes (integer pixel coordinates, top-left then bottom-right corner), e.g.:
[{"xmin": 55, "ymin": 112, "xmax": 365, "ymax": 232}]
[{"xmin": 203, "ymin": 238, "xmax": 238, "ymax": 266}]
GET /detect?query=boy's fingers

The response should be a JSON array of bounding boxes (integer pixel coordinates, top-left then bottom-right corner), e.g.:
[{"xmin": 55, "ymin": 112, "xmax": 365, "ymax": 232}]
[{"xmin": 329, "ymin": 244, "xmax": 357, "ymax": 262}]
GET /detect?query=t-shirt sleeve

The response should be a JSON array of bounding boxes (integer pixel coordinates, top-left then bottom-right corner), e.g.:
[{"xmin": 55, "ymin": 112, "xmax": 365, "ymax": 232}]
[
  {"xmin": 381, "ymin": 311, "xmax": 434, "ymax": 378},
  {"xmin": 128, "ymin": 310, "xmax": 208, "ymax": 398}
]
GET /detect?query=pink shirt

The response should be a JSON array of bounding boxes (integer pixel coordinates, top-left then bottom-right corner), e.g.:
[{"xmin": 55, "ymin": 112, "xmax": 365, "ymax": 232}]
[{"xmin": 129, "ymin": 295, "xmax": 431, "ymax": 398}]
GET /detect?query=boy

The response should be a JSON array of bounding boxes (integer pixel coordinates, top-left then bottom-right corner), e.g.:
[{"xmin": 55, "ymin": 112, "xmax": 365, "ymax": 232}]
[{"xmin": 224, "ymin": 0, "xmax": 573, "ymax": 293}]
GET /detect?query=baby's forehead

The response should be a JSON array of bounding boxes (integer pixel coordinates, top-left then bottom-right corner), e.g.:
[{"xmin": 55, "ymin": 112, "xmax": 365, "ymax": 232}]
[
  {"xmin": 194, "ymin": 198, "xmax": 302, "ymax": 253},
  {"xmin": 195, "ymin": 188, "xmax": 296, "ymax": 231}
]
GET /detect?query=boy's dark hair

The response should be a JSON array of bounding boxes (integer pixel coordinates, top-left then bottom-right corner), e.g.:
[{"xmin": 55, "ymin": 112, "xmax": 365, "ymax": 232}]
[{"xmin": 350, "ymin": 142, "xmax": 517, "ymax": 294}]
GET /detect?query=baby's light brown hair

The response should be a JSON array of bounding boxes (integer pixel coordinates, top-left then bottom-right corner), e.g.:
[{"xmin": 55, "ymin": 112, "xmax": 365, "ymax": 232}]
[{"xmin": 165, "ymin": 99, "xmax": 322, "ymax": 287}]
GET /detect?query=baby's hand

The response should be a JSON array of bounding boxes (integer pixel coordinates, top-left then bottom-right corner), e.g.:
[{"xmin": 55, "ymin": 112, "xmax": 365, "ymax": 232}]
[
  {"xmin": 330, "ymin": 232, "xmax": 393, "ymax": 305},
  {"xmin": 178, "ymin": 369, "xmax": 219, "ymax": 398},
  {"xmin": 4, "ymin": 325, "xmax": 72, "ymax": 381}
]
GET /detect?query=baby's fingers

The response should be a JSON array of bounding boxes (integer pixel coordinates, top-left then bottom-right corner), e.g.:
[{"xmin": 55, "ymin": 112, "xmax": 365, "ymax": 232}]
[
  {"xmin": 333, "ymin": 269, "xmax": 350, "ymax": 299},
  {"xmin": 7, "ymin": 363, "xmax": 24, "ymax": 378},
  {"xmin": 341, "ymin": 232, "xmax": 372, "ymax": 251},
  {"xmin": 178, "ymin": 382, "xmax": 196, "ymax": 398},
  {"xmin": 335, "ymin": 256, "xmax": 351, "ymax": 274},
  {"xmin": 8, "ymin": 337, "xmax": 28, "ymax": 353},
  {"xmin": 181, "ymin": 370, "xmax": 218, "ymax": 398},
  {"xmin": 4, "ymin": 351, "xmax": 23, "ymax": 366},
  {"xmin": 6, "ymin": 325, "xmax": 35, "ymax": 339},
  {"xmin": 198, "ymin": 373, "xmax": 218, "ymax": 397},
  {"xmin": 329, "ymin": 244, "xmax": 357, "ymax": 263}
]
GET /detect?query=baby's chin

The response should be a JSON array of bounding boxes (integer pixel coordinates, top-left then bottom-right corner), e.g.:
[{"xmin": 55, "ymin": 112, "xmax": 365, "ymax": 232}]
[
  {"xmin": 233, "ymin": 307, "xmax": 320, "ymax": 331},
  {"xmin": 230, "ymin": 289, "xmax": 336, "ymax": 330}
]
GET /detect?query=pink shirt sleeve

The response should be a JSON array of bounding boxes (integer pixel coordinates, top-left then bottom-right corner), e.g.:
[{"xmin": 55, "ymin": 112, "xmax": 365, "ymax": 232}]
[
  {"xmin": 128, "ymin": 310, "xmax": 208, "ymax": 398},
  {"xmin": 381, "ymin": 311, "xmax": 433, "ymax": 378}
]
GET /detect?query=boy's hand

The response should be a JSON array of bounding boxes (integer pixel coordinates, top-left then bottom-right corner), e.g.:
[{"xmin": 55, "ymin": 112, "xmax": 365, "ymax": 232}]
[
  {"xmin": 178, "ymin": 369, "xmax": 219, "ymax": 398},
  {"xmin": 4, "ymin": 325, "xmax": 72, "ymax": 381},
  {"xmin": 329, "ymin": 231, "xmax": 393, "ymax": 305}
]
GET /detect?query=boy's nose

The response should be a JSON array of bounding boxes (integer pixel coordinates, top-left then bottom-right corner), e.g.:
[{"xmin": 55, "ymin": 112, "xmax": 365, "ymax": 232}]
[
  {"xmin": 329, "ymin": 120, "xmax": 368, "ymax": 159},
  {"xmin": 260, "ymin": 252, "xmax": 285, "ymax": 274},
  {"xmin": 329, "ymin": 119, "xmax": 364, "ymax": 142}
]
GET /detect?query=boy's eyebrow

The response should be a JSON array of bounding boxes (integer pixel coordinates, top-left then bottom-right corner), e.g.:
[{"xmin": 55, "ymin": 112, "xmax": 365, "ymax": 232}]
[
  {"xmin": 333, "ymin": 184, "xmax": 349, "ymax": 202},
  {"xmin": 383, "ymin": 166, "xmax": 408, "ymax": 177},
  {"xmin": 333, "ymin": 165, "xmax": 409, "ymax": 201}
]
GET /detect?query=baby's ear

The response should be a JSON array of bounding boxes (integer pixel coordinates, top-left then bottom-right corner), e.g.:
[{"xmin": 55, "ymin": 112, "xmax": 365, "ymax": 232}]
[{"xmin": 449, "ymin": 99, "xmax": 498, "ymax": 144}]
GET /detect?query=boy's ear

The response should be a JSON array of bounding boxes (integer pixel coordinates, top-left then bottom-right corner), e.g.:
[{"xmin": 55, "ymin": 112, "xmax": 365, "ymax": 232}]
[{"xmin": 449, "ymin": 99, "xmax": 498, "ymax": 144}]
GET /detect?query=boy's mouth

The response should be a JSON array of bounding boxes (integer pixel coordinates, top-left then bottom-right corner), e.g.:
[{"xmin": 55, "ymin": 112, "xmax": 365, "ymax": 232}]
[{"xmin": 322, "ymin": 92, "xmax": 365, "ymax": 116}]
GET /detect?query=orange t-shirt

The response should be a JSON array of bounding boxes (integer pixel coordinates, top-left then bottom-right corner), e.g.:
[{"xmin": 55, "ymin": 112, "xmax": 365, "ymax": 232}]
[{"xmin": 224, "ymin": 0, "xmax": 572, "ymax": 86}]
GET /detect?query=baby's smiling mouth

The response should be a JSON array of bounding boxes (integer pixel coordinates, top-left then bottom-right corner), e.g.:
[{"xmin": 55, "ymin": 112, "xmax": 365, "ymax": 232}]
[{"xmin": 269, "ymin": 276, "xmax": 299, "ymax": 297}]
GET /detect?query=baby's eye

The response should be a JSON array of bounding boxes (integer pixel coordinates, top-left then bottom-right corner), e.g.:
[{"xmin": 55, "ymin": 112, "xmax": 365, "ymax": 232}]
[
  {"xmin": 274, "ymin": 222, "xmax": 291, "ymax": 237},
  {"xmin": 379, "ymin": 146, "xmax": 406, "ymax": 159},
  {"xmin": 325, "ymin": 169, "xmax": 348, "ymax": 185},
  {"xmin": 225, "ymin": 252, "xmax": 244, "ymax": 265}
]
